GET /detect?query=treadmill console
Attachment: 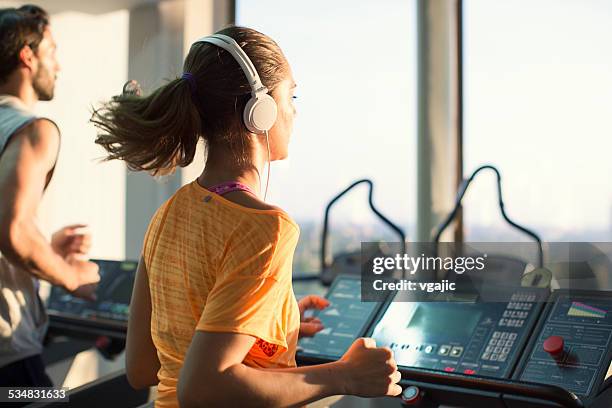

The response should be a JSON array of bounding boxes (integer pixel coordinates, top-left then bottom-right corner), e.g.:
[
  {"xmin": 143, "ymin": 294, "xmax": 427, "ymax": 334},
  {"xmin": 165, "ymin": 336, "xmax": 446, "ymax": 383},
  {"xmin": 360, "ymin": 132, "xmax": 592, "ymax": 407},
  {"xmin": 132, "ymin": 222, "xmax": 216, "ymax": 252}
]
[
  {"xmin": 515, "ymin": 290, "xmax": 612, "ymax": 402},
  {"xmin": 47, "ymin": 259, "xmax": 137, "ymax": 337},
  {"xmin": 296, "ymin": 275, "xmax": 612, "ymax": 407},
  {"xmin": 369, "ymin": 288, "xmax": 548, "ymax": 379}
]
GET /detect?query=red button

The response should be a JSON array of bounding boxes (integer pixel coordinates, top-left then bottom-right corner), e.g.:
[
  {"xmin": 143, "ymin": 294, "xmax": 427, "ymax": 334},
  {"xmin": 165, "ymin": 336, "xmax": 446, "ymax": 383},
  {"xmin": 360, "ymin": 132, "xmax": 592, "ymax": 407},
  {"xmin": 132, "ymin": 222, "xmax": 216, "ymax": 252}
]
[
  {"xmin": 463, "ymin": 369, "xmax": 476, "ymax": 375},
  {"xmin": 95, "ymin": 336, "xmax": 110, "ymax": 349},
  {"xmin": 543, "ymin": 335, "xmax": 564, "ymax": 356},
  {"xmin": 444, "ymin": 367, "xmax": 456, "ymax": 372}
]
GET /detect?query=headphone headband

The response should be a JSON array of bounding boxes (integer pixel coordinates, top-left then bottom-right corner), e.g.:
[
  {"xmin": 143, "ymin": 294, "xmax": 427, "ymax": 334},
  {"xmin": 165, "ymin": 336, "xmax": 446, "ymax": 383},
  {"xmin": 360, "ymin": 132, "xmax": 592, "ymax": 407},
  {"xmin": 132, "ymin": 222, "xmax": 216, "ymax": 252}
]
[
  {"xmin": 191, "ymin": 33, "xmax": 277, "ymax": 134},
  {"xmin": 194, "ymin": 34, "xmax": 267, "ymax": 96}
]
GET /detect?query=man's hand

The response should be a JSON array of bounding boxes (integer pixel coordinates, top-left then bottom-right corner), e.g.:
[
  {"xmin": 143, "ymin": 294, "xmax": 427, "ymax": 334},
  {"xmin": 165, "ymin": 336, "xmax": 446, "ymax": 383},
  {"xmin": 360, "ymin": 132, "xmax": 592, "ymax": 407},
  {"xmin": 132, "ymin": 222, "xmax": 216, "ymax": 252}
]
[
  {"xmin": 298, "ymin": 295, "xmax": 330, "ymax": 338},
  {"xmin": 65, "ymin": 254, "xmax": 100, "ymax": 301},
  {"xmin": 51, "ymin": 224, "xmax": 91, "ymax": 259}
]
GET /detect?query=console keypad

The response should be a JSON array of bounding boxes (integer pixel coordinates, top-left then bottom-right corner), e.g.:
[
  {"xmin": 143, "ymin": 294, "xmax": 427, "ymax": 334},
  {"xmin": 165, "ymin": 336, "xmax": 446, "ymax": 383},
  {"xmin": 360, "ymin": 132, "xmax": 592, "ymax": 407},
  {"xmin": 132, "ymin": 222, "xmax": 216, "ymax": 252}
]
[
  {"xmin": 482, "ymin": 331, "xmax": 517, "ymax": 362},
  {"xmin": 499, "ymin": 297, "xmax": 535, "ymax": 328},
  {"xmin": 511, "ymin": 293, "xmax": 537, "ymax": 302}
]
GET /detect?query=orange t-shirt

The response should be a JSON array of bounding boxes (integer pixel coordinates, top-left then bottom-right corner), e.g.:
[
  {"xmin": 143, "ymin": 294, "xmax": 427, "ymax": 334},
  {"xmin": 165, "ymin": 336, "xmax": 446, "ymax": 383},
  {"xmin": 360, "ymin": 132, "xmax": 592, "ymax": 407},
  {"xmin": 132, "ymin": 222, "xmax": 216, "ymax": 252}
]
[{"xmin": 142, "ymin": 182, "xmax": 301, "ymax": 408}]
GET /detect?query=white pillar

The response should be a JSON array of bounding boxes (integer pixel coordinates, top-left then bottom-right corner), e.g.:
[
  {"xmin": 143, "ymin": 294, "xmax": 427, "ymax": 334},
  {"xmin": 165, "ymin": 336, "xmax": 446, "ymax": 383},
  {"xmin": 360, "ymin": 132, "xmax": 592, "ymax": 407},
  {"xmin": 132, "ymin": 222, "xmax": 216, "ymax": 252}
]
[
  {"xmin": 416, "ymin": 0, "xmax": 462, "ymax": 242},
  {"xmin": 34, "ymin": 10, "xmax": 129, "ymax": 260}
]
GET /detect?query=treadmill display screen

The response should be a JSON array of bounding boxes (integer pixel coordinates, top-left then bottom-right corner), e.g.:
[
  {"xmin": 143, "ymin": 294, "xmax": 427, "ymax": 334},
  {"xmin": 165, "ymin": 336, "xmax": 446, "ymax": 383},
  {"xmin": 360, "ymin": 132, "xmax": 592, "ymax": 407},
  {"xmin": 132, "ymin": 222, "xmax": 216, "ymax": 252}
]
[
  {"xmin": 298, "ymin": 276, "xmax": 384, "ymax": 360},
  {"xmin": 47, "ymin": 259, "xmax": 137, "ymax": 325},
  {"xmin": 406, "ymin": 304, "xmax": 482, "ymax": 338}
]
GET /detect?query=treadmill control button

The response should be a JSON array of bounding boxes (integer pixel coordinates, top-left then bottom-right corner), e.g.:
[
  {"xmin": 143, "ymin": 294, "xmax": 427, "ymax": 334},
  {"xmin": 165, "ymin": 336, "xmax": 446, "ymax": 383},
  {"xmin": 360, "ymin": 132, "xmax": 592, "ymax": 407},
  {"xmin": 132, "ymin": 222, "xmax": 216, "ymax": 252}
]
[
  {"xmin": 543, "ymin": 335, "xmax": 564, "ymax": 356},
  {"xmin": 463, "ymin": 369, "xmax": 476, "ymax": 375},
  {"xmin": 438, "ymin": 345, "xmax": 451, "ymax": 355},
  {"xmin": 450, "ymin": 346, "xmax": 463, "ymax": 357},
  {"xmin": 424, "ymin": 345, "xmax": 435, "ymax": 354},
  {"xmin": 401, "ymin": 386, "xmax": 421, "ymax": 404}
]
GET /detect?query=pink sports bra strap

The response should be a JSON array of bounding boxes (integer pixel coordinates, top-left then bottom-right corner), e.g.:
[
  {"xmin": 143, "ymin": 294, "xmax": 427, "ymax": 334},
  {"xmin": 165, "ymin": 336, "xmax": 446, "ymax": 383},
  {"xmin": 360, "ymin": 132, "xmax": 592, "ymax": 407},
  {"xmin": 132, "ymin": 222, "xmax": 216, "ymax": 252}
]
[{"xmin": 207, "ymin": 181, "xmax": 257, "ymax": 196}]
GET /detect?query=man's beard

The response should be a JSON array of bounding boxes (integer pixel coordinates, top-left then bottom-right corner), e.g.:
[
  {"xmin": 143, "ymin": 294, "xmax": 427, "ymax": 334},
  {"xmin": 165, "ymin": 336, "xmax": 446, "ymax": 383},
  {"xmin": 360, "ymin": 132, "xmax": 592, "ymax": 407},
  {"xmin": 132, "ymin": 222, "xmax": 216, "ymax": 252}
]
[{"xmin": 32, "ymin": 64, "xmax": 55, "ymax": 101}]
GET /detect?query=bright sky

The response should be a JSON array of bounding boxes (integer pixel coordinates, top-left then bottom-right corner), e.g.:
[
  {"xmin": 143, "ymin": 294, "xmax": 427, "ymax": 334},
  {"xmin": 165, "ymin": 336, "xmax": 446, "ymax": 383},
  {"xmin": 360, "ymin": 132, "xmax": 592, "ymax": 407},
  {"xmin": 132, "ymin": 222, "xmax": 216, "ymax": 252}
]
[
  {"xmin": 463, "ymin": 0, "xmax": 612, "ymax": 238},
  {"xmin": 238, "ymin": 0, "xmax": 612, "ymax": 241}
]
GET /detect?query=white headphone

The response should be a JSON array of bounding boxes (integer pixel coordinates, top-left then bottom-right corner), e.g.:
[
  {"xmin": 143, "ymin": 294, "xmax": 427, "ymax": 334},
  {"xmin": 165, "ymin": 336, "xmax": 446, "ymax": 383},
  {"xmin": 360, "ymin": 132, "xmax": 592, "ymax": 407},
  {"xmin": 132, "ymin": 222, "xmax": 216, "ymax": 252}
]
[{"xmin": 194, "ymin": 34, "xmax": 278, "ymax": 134}]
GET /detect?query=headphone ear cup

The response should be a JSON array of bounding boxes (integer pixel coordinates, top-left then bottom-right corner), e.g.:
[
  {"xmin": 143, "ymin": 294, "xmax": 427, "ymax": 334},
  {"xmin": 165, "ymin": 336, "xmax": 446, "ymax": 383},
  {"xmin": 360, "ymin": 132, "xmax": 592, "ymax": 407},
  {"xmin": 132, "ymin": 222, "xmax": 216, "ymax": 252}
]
[{"xmin": 244, "ymin": 93, "xmax": 278, "ymax": 133}]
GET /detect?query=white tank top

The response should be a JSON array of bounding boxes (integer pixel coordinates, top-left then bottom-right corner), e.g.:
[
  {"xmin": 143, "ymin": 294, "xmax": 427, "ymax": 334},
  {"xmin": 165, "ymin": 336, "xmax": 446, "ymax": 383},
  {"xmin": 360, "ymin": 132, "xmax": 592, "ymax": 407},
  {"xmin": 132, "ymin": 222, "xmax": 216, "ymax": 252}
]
[{"xmin": 0, "ymin": 95, "xmax": 51, "ymax": 367}]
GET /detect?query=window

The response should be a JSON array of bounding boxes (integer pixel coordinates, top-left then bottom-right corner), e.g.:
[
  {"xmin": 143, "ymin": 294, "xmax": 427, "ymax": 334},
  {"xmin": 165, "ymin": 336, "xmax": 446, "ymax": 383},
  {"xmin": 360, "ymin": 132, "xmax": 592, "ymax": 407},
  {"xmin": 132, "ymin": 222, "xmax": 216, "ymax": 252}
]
[
  {"xmin": 237, "ymin": 0, "xmax": 417, "ymax": 274},
  {"xmin": 463, "ymin": 0, "xmax": 612, "ymax": 241}
]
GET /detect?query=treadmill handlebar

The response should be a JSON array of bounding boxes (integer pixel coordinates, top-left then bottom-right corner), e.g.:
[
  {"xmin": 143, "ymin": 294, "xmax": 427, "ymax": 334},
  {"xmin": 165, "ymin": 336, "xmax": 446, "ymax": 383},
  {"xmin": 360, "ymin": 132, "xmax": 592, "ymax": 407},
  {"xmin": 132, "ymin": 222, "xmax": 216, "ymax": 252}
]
[
  {"xmin": 297, "ymin": 355, "xmax": 582, "ymax": 408},
  {"xmin": 432, "ymin": 164, "xmax": 544, "ymax": 269},
  {"xmin": 320, "ymin": 179, "xmax": 407, "ymax": 272},
  {"xmin": 399, "ymin": 366, "xmax": 583, "ymax": 408}
]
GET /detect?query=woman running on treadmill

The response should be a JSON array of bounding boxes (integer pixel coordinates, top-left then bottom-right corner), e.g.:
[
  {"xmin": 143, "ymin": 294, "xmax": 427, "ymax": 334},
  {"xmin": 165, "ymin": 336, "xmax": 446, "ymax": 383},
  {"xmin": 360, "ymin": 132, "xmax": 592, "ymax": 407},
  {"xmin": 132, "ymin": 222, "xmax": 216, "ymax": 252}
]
[{"xmin": 91, "ymin": 26, "xmax": 401, "ymax": 407}]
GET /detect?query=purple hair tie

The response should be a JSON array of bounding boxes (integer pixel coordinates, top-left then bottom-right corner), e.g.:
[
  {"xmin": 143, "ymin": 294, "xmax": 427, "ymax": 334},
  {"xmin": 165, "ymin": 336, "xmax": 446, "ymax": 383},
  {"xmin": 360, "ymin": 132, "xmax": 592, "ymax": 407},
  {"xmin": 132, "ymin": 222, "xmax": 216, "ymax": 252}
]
[{"xmin": 181, "ymin": 72, "xmax": 197, "ymax": 97}]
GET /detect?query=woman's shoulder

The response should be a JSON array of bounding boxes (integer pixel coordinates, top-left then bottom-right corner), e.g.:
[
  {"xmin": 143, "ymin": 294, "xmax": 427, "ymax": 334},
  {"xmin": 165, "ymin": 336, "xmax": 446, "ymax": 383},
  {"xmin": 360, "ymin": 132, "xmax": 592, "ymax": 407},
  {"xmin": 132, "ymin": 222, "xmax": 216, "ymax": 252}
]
[
  {"xmin": 237, "ymin": 204, "xmax": 299, "ymax": 237},
  {"xmin": 187, "ymin": 181, "xmax": 299, "ymax": 231},
  {"xmin": 224, "ymin": 201, "xmax": 299, "ymax": 248},
  {"xmin": 228, "ymin": 192, "xmax": 283, "ymax": 212}
]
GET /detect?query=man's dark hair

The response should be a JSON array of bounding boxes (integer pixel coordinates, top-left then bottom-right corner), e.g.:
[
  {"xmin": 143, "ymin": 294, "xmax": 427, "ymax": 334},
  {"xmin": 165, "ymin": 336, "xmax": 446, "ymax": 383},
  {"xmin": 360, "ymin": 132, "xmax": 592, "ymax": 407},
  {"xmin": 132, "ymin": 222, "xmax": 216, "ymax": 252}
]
[{"xmin": 0, "ymin": 4, "xmax": 49, "ymax": 84}]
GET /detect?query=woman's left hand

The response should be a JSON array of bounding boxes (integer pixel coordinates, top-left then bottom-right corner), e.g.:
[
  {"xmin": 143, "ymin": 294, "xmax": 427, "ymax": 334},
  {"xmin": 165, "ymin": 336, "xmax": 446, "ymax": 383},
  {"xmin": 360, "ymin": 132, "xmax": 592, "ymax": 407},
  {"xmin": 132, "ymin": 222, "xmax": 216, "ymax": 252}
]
[{"xmin": 298, "ymin": 295, "xmax": 330, "ymax": 338}]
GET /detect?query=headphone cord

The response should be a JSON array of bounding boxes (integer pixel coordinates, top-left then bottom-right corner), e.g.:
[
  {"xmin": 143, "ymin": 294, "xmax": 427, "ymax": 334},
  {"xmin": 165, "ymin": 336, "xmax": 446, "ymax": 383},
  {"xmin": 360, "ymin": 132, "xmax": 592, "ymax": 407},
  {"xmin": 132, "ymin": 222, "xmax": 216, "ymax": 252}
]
[{"xmin": 264, "ymin": 130, "xmax": 271, "ymax": 201}]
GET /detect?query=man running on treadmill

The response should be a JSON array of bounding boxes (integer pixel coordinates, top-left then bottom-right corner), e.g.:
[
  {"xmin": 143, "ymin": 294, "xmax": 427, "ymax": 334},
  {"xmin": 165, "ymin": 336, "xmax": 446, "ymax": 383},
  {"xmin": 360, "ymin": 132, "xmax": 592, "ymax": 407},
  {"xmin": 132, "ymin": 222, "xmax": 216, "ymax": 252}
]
[{"xmin": 0, "ymin": 4, "xmax": 100, "ymax": 387}]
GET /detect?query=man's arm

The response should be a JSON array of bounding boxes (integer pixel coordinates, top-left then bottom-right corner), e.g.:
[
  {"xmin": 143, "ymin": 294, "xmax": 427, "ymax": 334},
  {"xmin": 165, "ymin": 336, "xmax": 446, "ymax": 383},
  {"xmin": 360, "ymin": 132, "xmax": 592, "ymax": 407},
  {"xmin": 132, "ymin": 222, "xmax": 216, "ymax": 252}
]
[
  {"xmin": 125, "ymin": 256, "xmax": 161, "ymax": 389},
  {"xmin": 0, "ymin": 119, "xmax": 89, "ymax": 290}
]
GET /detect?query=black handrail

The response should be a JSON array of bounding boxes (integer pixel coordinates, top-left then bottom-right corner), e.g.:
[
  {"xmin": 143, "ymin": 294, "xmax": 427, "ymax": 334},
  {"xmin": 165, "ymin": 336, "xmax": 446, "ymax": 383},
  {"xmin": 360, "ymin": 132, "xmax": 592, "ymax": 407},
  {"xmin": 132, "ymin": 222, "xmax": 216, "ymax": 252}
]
[
  {"xmin": 432, "ymin": 165, "xmax": 544, "ymax": 268},
  {"xmin": 320, "ymin": 179, "xmax": 407, "ymax": 273},
  {"xmin": 398, "ymin": 367, "xmax": 583, "ymax": 408},
  {"xmin": 297, "ymin": 354, "xmax": 583, "ymax": 408}
]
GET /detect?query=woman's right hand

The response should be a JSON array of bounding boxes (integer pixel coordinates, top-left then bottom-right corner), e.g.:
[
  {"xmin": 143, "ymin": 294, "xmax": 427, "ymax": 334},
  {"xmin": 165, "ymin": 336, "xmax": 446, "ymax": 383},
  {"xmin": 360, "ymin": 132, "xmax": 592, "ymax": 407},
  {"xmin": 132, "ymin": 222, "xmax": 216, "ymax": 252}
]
[{"xmin": 337, "ymin": 337, "xmax": 402, "ymax": 397}]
